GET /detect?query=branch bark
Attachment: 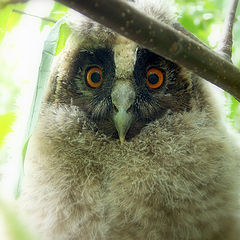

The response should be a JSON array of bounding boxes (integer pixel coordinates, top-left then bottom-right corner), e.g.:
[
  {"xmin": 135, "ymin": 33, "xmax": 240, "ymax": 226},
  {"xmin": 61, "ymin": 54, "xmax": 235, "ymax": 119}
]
[
  {"xmin": 217, "ymin": 0, "xmax": 239, "ymax": 61},
  {"xmin": 56, "ymin": 0, "xmax": 240, "ymax": 101}
]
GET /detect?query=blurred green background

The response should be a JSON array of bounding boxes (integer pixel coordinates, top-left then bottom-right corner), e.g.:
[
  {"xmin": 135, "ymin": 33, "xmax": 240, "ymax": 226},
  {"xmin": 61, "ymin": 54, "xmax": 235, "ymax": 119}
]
[{"xmin": 0, "ymin": 0, "xmax": 239, "ymax": 239}]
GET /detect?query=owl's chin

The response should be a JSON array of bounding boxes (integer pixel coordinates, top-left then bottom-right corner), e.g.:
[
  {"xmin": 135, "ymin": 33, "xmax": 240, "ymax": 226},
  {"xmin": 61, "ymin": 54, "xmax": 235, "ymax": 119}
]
[
  {"xmin": 124, "ymin": 121, "xmax": 147, "ymax": 141},
  {"xmin": 95, "ymin": 118, "xmax": 148, "ymax": 142},
  {"xmin": 92, "ymin": 108, "xmax": 169, "ymax": 142}
]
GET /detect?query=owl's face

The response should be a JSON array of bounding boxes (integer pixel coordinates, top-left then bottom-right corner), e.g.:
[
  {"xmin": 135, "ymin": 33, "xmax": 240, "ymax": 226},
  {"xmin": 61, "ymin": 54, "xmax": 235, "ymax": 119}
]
[{"xmin": 47, "ymin": 24, "xmax": 192, "ymax": 143}]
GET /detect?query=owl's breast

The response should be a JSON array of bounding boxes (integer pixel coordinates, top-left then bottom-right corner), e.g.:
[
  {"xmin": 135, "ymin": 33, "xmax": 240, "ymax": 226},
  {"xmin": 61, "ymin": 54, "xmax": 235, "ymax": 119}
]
[
  {"xmin": 28, "ymin": 104, "xmax": 238, "ymax": 239},
  {"xmin": 35, "ymin": 104, "xmax": 235, "ymax": 205},
  {"xmin": 95, "ymin": 113, "xmax": 238, "ymax": 238}
]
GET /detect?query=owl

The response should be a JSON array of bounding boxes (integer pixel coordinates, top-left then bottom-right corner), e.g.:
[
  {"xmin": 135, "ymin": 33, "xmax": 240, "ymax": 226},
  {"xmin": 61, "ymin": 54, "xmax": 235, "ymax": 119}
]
[{"xmin": 19, "ymin": 0, "xmax": 240, "ymax": 240}]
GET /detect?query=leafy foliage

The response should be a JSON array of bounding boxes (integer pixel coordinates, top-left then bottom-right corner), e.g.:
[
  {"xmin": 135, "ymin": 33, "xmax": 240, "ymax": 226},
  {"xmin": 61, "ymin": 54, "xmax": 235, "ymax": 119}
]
[
  {"xmin": 0, "ymin": 3, "xmax": 27, "ymax": 43},
  {"xmin": 0, "ymin": 3, "xmax": 27, "ymax": 132},
  {"xmin": 0, "ymin": 112, "xmax": 16, "ymax": 147},
  {"xmin": 40, "ymin": 1, "xmax": 68, "ymax": 31},
  {"xmin": 0, "ymin": 3, "xmax": 69, "ymax": 238},
  {"xmin": 176, "ymin": 0, "xmax": 240, "ymax": 131},
  {"xmin": 176, "ymin": 0, "xmax": 223, "ymax": 43},
  {"xmin": 15, "ymin": 17, "xmax": 68, "ymax": 198},
  {"xmin": 55, "ymin": 22, "xmax": 71, "ymax": 55}
]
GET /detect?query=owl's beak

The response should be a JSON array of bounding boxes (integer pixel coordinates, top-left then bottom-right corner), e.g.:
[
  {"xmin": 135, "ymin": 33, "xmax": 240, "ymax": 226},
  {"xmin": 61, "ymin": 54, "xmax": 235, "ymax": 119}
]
[
  {"xmin": 111, "ymin": 80, "xmax": 135, "ymax": 144},
  {"xmin": 113, "ymin": 108, "xmax": 133, "ymax": 144}
]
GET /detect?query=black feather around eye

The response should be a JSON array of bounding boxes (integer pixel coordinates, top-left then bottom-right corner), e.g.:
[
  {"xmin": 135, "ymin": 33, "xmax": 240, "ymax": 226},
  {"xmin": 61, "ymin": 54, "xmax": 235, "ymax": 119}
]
[
  {"xmin": 88, "ymin": 96, "xmax": 113, "ymax": 121},
  {"xmin": 134, "ymin": 92, "xmax": 167, "ymax": 121}
]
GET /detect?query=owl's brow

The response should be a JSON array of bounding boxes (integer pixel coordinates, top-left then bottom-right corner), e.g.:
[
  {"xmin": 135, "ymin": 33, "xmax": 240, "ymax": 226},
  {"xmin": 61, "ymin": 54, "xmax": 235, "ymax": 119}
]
[{"xmin": 77, "ymin": 19, "xmax": 116, "ymax": 47}]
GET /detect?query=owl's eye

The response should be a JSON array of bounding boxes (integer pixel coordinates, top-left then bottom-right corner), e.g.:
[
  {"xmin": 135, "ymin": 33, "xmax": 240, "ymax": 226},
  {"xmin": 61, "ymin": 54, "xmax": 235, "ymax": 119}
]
[
  {"xmin": 86, "ymin": 67, "xmax": 103, "ymax": 88},
  {"xmin": 146, "ymin": 68, "xmax": 164, "ymax": 89}
]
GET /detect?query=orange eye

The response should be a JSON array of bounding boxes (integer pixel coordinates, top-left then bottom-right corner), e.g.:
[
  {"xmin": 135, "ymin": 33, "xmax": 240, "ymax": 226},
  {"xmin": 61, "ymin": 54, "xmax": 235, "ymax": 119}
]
[
  {"xmin": 146, "ymin": 68, "xmax": 164, "ymax": 89},
  {"xmin": 86, "ymin": 67, "xmax": 103, "ymax": 88}
]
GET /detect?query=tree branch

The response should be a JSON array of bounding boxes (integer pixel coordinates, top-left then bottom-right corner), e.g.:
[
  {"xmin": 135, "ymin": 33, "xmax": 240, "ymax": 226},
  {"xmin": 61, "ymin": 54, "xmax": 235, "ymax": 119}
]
[
  {"xmin": 56, "ymin": 0, "xmax": 240, "ymax": 101},
  {"xmin": 217, "ymin": 0, "xmax": 239, "ymax": 61}
]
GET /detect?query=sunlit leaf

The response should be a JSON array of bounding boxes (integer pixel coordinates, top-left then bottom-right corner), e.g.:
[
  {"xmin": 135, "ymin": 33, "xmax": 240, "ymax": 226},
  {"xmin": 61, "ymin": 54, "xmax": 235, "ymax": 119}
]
[
  {"xmin": 0, "ymin": 3, "xmax": 27, "ymax": 42},
  {"xmin": 24, "ymin": 17, "xmax": 68, "ymax": 153},
  {"xmin": 55, "ymin": 22, "xmax": 71, "ymax": 55},
  {"xmin": 0, "ymin": 112, "xmax": 16, "ymax": 147},
  {"xmin": 232, "ymin": 18, "xmax": 240, "ymax": 66},
  {"xmin": 15, "ymin": 17, "xmax": 69, "ymax": 198},
  {"xmin": 40, "ymin": 2, "xmax": 68, "ymax": 31},
  {"xmin": 225, "ymin": 93, "xmax": 240, "ymax": 131}
]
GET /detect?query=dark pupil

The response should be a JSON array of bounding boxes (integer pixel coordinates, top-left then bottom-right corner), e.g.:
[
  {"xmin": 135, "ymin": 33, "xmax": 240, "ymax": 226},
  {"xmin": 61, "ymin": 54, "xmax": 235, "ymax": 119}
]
[
  {"xmin": 148, "ymin": 73, "xmax": 159, "ymax": 84},
  {"xmin": 91, "ymin": 72, "xmax": 101, "ymax": 83}
]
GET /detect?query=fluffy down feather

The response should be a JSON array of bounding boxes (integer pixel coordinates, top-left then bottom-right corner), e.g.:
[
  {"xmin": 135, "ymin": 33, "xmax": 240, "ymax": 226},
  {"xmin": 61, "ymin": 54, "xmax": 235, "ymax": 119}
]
[{"xmin": 21, "ymin": 101, "xmax": 240, "ymax": 239}]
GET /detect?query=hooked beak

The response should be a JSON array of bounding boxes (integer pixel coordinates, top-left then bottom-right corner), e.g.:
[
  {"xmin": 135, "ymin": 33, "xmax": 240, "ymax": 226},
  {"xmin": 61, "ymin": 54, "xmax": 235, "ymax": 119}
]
[
  {"xmin": 111, "ymin": 80, "xmax": 135, "ymax": 144},
  {"xmin": 113, "ymin": 108, "xmax": 133, "ymax": 144}
]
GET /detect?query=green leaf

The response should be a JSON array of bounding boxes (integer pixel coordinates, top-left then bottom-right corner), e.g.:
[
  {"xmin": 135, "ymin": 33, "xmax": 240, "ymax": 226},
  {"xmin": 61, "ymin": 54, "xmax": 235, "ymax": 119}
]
[
  {"xmin": 224, "ymin": 92, "xmax": 240, "ymax": 131},
  {"xmin": 25, "ymin": 16, "xmax": 68, "ymax": 153},
  {"xmin": 0, "ymin": 3, "xmax": 27, "ymax": 42},
  {"xmin": 0, "ymin": 112, "xmax": 16, "ymax": 147},
  {"xmin": 40, "ymin": 2, "xmax": 69, "ymax": 31},
  {"xmin": 15, "ymin": 17, "xmax": 69, "ymax": 198},
  {"xmin": 55, "ymin": 22, "xmax": 71, "ymax": 55},
  {"xmin": 14, "ymin": 138, "xmax": 29, "ymax": 199}
]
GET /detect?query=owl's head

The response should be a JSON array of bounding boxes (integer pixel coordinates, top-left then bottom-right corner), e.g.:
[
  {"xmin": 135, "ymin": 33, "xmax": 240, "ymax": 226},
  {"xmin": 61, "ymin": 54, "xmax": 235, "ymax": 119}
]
[{"xmin": 44, "ymin": 0, "xmax": 198, "ymax": 143}]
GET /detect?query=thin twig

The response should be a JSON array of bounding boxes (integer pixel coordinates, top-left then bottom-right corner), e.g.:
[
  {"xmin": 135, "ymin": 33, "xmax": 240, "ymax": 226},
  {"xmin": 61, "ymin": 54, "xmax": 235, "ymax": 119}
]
[
  {"xmin": 217, "ymin": 0, "xmax": 239, "ymax": 61},
  {"xmin": 12, "ymin": 9, "xmax": 57, "ymax": 23},
  {"xmin": 56, "ymin": 0, "xmax": 240, "ymax": 101}
]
